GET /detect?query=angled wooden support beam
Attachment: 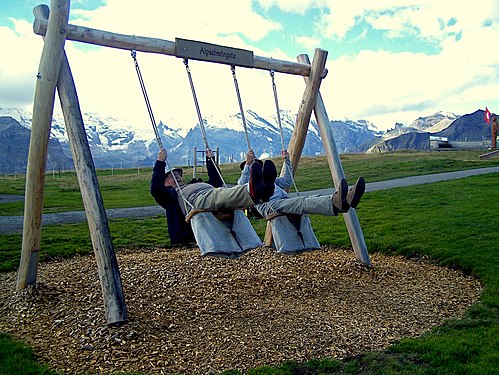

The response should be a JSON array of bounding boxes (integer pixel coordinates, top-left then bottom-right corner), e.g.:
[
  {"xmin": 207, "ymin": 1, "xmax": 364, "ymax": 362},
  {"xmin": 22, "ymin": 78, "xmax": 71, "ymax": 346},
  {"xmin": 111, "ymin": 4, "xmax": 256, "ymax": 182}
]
[
  {"xmin": 297, "ymin": 54, "xmax": 371, "ymax": 267},
  {"xmin": 287, "ymin": 49, "xmax": 328, "ymax": 173},
  {"xmin": 17, "ymin": 0, "xmax": 70, "ymax": 291},
  {"xmin": 32, "ymin": 4, "xmax": 128, "ymax": 325}
]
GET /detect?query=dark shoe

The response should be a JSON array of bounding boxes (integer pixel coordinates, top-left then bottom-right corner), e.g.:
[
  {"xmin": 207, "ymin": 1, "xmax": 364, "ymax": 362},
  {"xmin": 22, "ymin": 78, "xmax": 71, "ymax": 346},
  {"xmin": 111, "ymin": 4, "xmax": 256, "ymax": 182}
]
[
  {"xmin": 256, "ymin": 160, "xmax": 277, "ymax": 202},
  {"xmin": 332, "ymin": 178, "xmax": 348, "ymax": 215},
  {"xmin": 249, "ymin": 162, "xmax": 263, "ymax": 202},
  {"xmin": 347, "ymin": 177, "xmax": 366, "ymax": 209},
  {"xmin": 258, "ymin": 182, "xmax": 275, "ymax": 203},
  {"xmin": 263, "ymin": 160, "xmax": 277, "ymax": 184}
]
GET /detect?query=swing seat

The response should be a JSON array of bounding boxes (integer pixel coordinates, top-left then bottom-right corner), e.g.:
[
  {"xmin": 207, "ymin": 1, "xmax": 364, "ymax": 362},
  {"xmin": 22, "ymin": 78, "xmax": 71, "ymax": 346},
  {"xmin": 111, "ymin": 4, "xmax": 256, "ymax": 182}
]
[
  {"xmin": 190, "ymin": 209, "xmax": 263, "ymax": 258},
  {"xmin": 185, "ymin": 208, "xmax": 235, "ymax": 223},
  {"xmin": 267, "ymin": 213, "xmax": 321, "ymax": 254}
]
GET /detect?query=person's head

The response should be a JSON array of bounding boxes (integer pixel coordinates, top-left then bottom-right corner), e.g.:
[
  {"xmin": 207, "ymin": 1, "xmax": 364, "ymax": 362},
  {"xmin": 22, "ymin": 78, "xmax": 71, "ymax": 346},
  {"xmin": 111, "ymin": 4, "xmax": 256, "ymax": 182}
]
[
  {"xmin": 493, "ymin": 116, "xmax": 497, "ymax": 122},
  {"xmin": 239, "ymin": 159, "xmax": 263, "ymax": 170},
  {"xmin": 164, "ymin": 168, "xmax": 184, "ymax": 187}
]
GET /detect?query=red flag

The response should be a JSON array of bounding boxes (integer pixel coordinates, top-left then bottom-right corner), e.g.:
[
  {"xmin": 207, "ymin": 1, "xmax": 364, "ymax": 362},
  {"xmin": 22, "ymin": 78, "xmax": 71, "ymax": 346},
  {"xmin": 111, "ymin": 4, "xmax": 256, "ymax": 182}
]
[{"xmin": 484, "ymin": 107, "xmax": 492, "ymax": 124}]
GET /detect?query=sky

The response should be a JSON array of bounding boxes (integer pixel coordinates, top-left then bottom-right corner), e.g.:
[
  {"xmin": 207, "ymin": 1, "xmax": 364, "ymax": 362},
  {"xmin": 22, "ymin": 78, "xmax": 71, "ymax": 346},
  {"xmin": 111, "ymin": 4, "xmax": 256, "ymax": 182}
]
[{"xmin": 1, "ymin": 0, "xmax": 498, "ymax": 133}]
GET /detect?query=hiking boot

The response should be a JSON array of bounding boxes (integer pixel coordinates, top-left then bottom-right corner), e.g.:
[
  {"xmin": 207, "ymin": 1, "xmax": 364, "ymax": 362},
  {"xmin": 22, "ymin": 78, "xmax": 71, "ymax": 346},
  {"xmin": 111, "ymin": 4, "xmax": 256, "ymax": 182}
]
[
  {"xmin": 347, "ymin": 177, "xmax": 365, "ymax": 209},
  {"xmin": 263, "ymin": 160, "xmax": 277, "ymax": 184},
  {"xmin": 332, "ymin": 178, "xmax": 348, "ymax": 215},
  {"xmin": 254, "ymin": 160, "xmax": 276, "ymax": 202},
  {"xmin": 249, "ymin": 162, "xmax": 263, "ymax": 202},
  {"xmin": 249, "ymin": 162, "xmax": 274, "ymax": 203},
  {"xmin": 259, "ymin": 182, "xmax": 275, "ymax": 203}
]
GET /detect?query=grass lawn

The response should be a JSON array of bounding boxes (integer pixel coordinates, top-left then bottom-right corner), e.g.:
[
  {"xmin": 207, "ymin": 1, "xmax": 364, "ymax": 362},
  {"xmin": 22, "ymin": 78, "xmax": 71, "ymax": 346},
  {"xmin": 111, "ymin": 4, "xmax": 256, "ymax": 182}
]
[{"xmin": 0, "ymin": 150, "xmax": 498, "ymax": 374}]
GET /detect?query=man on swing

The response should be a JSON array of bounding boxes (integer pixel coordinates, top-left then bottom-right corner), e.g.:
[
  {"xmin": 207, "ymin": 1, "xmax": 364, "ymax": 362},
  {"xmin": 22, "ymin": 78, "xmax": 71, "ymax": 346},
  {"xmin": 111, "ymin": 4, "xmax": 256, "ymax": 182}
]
[
  {"xmin": 150, "ymin": 147, "xmax": 276, "ymax": 244},
  {"xmin": 151, "ymin": 147, "xmax": 364, "ymax": 245},
  {"xmin": 238, "ymin": 149, "xmax": 365, "ymax": 219}
]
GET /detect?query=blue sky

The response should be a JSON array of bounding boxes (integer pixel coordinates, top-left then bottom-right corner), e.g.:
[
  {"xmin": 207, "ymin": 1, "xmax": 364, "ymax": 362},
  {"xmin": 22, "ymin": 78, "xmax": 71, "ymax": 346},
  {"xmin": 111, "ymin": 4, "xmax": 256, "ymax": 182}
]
[{"xmin": 1, "ymin": 0, "xmax": 498, "ymax": 132}]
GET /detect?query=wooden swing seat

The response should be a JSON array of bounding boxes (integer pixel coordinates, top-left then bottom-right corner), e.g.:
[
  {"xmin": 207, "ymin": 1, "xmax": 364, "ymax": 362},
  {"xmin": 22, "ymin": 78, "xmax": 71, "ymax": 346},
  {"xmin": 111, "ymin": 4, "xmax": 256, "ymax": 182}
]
[
  {"xmin": 265, "ymin": 212, "xmax": 321, "ymax": 254},
  {"xmin": 185, "ymin": 208, "xmax": 237, "ymax": 223},
  {"xmin": 187, "ymin": 208, "xmax": 263, "ymax": 258},
  {"xmin": 265, "ymin": 212, "xmax": 301, "ymax": 222}
]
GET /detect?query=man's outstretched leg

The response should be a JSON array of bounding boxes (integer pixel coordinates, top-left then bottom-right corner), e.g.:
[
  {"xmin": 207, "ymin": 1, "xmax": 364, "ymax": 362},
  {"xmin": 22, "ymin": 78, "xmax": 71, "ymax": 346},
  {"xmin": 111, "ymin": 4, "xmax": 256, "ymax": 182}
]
[{"xmin": 254, "ymin": 176, "xmax": 366, "ymax": 217}]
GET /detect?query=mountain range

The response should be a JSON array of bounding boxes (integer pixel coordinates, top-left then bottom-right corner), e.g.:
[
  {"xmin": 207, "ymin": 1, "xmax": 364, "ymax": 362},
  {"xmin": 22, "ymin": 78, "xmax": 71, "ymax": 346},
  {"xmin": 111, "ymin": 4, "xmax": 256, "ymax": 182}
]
[{"xmin": 0, "ymin": 106, "xmax": 494, "ymax": 174}]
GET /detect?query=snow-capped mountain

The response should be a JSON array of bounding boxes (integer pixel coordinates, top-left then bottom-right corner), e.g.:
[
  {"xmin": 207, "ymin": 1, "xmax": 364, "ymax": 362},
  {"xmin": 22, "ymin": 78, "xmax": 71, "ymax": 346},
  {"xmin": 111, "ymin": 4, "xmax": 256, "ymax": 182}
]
[
  {"xmin": 2, "ymin": 105, "xmax": 477, "ymax": 174},
  {"xmin": 409, "ymin": 111, "xmax": 460, "ymax": 133},
  {"xmin": 363, "ymin": 111, "xmax": 460, "ymax": 153},
  {"xmin": 371, "ymin": 112, "xmax": 460, "ymax": 143},
  {"xmin": 0, "ymin": 115, "xmax": 72, "ymax": 173},
  {"xmin": 364, "ymin": 110, "xmax": 492, "ymax": 154},
  {"xmin": 0, "ymin": 106, "xmax": 380, "ymax": 172}
]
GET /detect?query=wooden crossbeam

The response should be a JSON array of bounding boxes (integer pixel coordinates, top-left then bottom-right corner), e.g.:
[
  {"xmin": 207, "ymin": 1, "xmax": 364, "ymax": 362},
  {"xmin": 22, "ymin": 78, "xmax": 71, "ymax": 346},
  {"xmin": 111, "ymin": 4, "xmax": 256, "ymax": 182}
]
[{"xmin": 33, "ymin": 18, "xmax": 312, "ymax": 76}]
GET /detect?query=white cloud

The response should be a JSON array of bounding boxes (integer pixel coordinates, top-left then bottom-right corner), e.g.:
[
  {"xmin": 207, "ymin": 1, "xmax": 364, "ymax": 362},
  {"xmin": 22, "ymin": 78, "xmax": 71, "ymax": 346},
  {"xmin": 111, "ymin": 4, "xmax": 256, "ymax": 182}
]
[
  {"xmin": 319, "ymin": 21, "xmax": 499, "ymax": 130},
  {"xmin": 305, "ymin": 0, "xmax": 499, "ymax": 129},
  {"xmin": 1, "ymin": 0, "xmax": 498, "ymax": 134},
  {"xmin": 255, "ymin": 0, "xmax": 324, "ymax": 14},
  {"xmin": 1, "ymin": 22, "xmax": 43, "ymax": 110},
  {"xmin": 71, "ymin": 0, "xmax": 280, "ymax": 43},
  {"xmin": 1, "ymin": 0, "xmax": 295, "ymax": 131},
  {"xmin": 317, "ymin": 1, "xmax": 363, "ymax": 39},
  {"xmin": 295, "ymin": 35, "xmax": 321, "ymax": 51},
  {"xmin": 316, "ymin": 0, "xmax": 499, "ymax": 42}
]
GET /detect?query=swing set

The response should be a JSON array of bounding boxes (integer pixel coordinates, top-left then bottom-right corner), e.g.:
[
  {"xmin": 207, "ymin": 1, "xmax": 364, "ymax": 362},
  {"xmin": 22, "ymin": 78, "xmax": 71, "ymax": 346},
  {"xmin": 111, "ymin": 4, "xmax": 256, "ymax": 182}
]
[
  {"xmin": 18, "ymin": 1, "xmax": 370, "ymax": 326},
  {"xmin": 134, "ymin": 48, "xmax": 317, "ymax": 256}
]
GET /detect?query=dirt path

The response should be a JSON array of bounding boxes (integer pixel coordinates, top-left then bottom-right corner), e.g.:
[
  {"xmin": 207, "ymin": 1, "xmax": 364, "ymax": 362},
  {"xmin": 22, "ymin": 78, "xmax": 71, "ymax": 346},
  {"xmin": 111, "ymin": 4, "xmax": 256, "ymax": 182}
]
[
  {"xmin": 1, "ymin": 166, "xmax": 498, "ymax": 234},
  {"xmin": 0, "ymin": 194, "xmax": 23, "ymax": 204}
]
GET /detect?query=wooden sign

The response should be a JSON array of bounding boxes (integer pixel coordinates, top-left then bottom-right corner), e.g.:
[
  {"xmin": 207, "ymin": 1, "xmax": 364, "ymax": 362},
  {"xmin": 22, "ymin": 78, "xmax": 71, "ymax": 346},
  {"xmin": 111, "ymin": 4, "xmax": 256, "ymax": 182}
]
[{"xmin": 175, "ymin": 38, "xmax": 254, "ymax": 68}]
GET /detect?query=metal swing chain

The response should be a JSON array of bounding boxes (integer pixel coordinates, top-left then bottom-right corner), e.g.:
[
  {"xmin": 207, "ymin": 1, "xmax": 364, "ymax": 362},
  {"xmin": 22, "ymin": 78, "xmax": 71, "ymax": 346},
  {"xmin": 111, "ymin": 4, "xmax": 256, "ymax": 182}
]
[
  {"xmin": 270, "ymin": 70, "xmax": 299, "ymax": 195},
  {"xmin": 270, "ymin": 70, "xmax": 286, "ymax": 152},
  {"xmin": 131, "ymin": 50, "xmax": 163, "ymax": 149},
  {"xmin": 183, "ymin": 59, "xmax": 227, "ymax": 188},
  {"xmin": 168, "ymin": 159, "xmax": 194, "ymax": 215},
  {"xmin": 183, "ymin": 59, "xmax": 209, "ymax": 150},
  {"xmin": 131, "ymin": 50, "xmax": 192, "ymax": 214},
  {"xmin": 231, "ymin": 66, "xmax": 251, "ymax": 151}
]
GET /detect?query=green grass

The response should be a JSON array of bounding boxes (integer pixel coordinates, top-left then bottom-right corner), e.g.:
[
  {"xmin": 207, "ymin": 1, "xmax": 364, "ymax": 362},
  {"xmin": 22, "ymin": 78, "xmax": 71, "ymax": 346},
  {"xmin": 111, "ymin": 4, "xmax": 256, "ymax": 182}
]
[
  {"xmin": 0, "ymin": 333, "xmax": 55, "ymax": 374},
  {"xmin": 309, "ymin": 174, "xmax": 499, "ymax": 375},
  {"xmin": 0, "ymin": 150, "xmax": 497, "ymax": 216},
  {"xmin": 0, "ymin": 150, "xmax": 498, "ymax": 374}
]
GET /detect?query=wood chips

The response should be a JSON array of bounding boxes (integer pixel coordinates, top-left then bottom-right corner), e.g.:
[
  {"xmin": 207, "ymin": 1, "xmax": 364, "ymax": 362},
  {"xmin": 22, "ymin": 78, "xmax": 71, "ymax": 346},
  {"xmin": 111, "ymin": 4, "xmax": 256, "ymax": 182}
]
[{"xmin": 0, "ymin": 246, "xmax": 482, "ymax": 374}]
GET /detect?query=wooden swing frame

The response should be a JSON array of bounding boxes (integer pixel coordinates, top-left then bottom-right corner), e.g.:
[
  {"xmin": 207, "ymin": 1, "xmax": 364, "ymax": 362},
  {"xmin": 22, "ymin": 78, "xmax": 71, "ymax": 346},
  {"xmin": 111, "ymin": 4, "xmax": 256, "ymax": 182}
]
[{"xmin": 18, "ymin": 0, "xmax": 371, "ymax": 326}]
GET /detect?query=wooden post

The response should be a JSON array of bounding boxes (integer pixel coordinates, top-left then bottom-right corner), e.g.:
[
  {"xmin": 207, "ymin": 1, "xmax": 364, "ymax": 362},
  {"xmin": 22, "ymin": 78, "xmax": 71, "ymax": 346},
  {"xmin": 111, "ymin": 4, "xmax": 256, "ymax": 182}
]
[
  {"xmin": 33, "ymin": 4, "xmax": 128, "ymax": 325},
  {"xmin": 264, "ymin": 49, "xmax": 327, "ymax": 246},
  {"xmin": 17, "ymin": 0, "xmax": 70, "ymax": 291},
  {"xmin": 287, "ymin": 49, "xmax": 328, "ymax": 173},
  {"xmin": 297, "ymin": 54, "xmax": 371, "ymax": 267}
]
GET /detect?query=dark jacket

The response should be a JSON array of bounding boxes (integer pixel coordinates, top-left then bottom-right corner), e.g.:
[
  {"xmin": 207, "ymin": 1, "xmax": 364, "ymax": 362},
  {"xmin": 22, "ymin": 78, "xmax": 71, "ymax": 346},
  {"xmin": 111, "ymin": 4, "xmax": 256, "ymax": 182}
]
[{"xmin": 150, "ymin": 156, "xmax": 223, "ymax": 244}]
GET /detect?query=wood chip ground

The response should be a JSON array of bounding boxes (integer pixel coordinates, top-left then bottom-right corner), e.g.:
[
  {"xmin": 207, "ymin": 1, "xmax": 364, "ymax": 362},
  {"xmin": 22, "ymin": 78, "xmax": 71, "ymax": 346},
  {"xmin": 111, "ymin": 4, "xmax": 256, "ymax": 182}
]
[{"xmin": 0, "ymin": 246, "xmax": 482, "ymax": 374}]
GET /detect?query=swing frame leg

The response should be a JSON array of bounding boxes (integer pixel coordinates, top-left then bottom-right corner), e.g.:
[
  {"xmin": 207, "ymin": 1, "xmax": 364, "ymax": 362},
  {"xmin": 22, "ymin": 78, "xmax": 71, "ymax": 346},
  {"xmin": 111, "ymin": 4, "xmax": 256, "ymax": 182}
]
[{"xmin": 298, "ymin": 52, "xmax": 371, "ymax": 267}]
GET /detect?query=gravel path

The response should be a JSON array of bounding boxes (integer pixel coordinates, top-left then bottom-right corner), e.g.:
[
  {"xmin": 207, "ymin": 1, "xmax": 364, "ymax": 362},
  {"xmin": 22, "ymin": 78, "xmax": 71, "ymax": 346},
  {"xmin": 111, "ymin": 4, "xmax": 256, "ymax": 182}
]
[{"xmin": 0, "ymin": 166, "xmax": 498, "ymax": 234}]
